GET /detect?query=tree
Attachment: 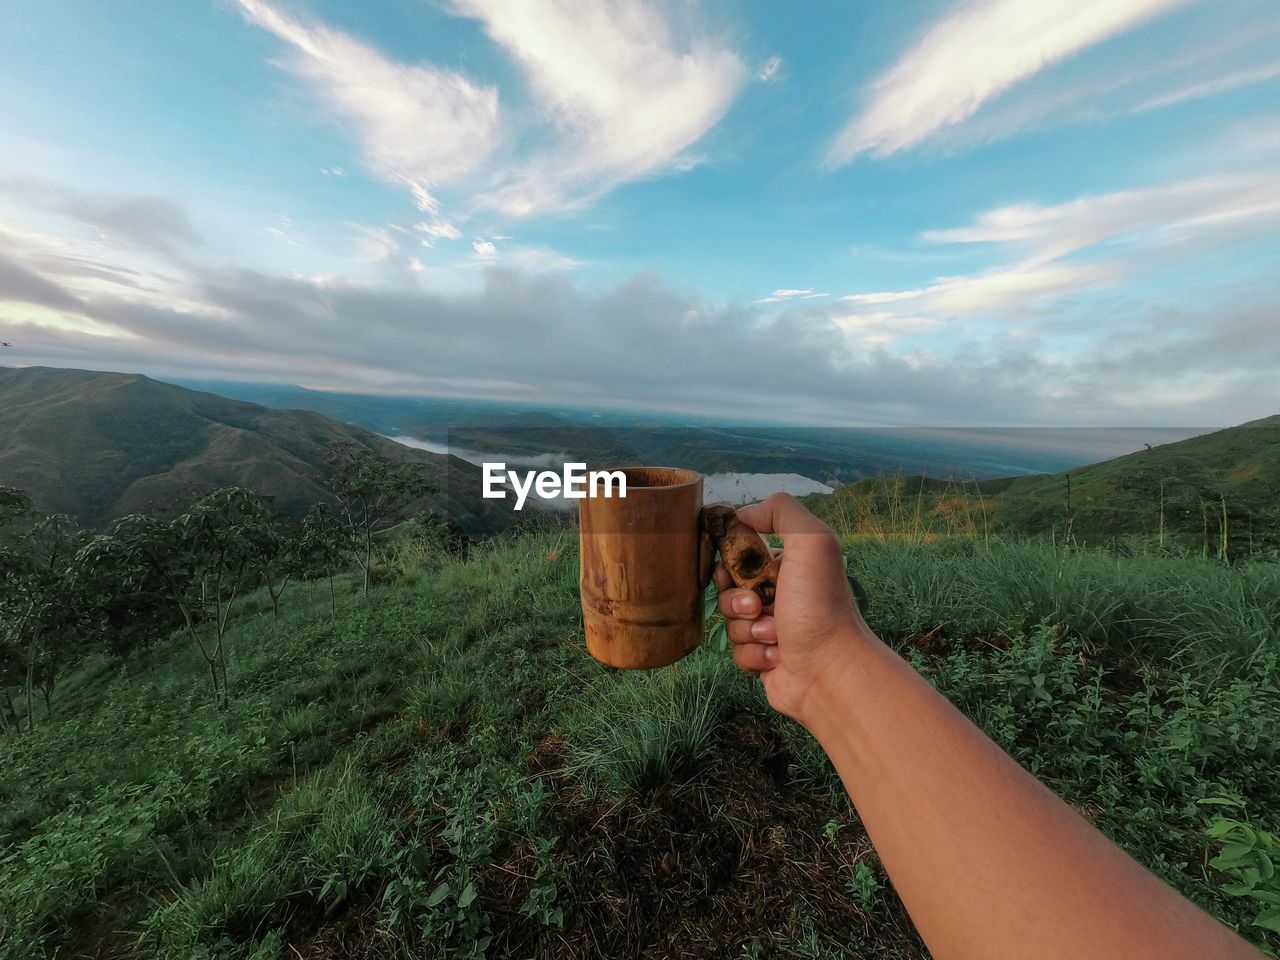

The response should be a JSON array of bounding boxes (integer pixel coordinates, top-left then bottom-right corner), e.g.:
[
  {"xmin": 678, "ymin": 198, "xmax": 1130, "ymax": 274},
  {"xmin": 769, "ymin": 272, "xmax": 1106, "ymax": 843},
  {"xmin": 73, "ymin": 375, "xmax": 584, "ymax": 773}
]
[
  {"xmin": 0, "ymin": 636, "xmax": 20, "ymax": 733},
  {"xmin": 0, "ymin": 488, "xmax": 30, "ymax": 732},
  {"xmin": 323, "ymin": 443, "xmax": 439, "ymax": 596},
  {"xmin": 85, "ymin": 488, "xmax": 272, "ymax": 707},
  {"xmin": 74, "ymin": 529, "xmax": 179, "ymax": 661},
  {"xmin": 248, "ymin": 510, "xmax": 302, "ymax": 620},
  {"xmin": 0, "ymin": 490, "xmax": 86, "ymax": 731},
  {"xmin": 298, "ymin": 503, "xmax": 348, "ymax": 617}
]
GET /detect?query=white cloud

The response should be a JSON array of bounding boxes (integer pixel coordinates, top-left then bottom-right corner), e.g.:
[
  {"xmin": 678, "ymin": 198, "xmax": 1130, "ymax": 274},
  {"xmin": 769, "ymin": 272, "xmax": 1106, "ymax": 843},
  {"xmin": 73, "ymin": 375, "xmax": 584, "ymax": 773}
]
[
  {"xmin": 830, "ymin": 311, "xmax": 944, "ymax": 351},
  {"xmin": 924, "ymin": 261, "xmax": 1119, "ymax": 314},
  {"xmin": 263, "ymin": 225, "xmax": 302, "ymax": 247},
  {"xmin": 0, "ymin": 194, "xmax": 203, "ymax": 312},
  {"xmin": 236, "ymin": 0, "xmax": 742, "ymax": 224},
  {"xmin": 834, "ymin": 169, "xmax": 1280, "ymax": 323},
  {"xmin": 463, "ymin": 237, "xmax": 580, "ymax": 271},
  {"xmin": 895, "ymin": 13, "xmax": 1280, "ymax": 153},
  {"xmin": 754, "ymin": 288, "xmax": 828, "ymax": 304},
  {"xmin": 828, "ymin": 0, "xmax": 1189, "ymax": 163},
  {"xmin": 414, "ymin": 219, "xmax": 462, "ymax": 246},
  {"xmin": 1135, "ymin": 58, "xmax": 1280, "ymax": 112},
  {"xmin": 236, "ymin": 0, "xmax": 500, "ymax": 210},
  {"xmin": 837, "ymin": 261, "xmax": 1118, "ymax": 319},
  {"xmin": 840, "ymin": 290, "xmax": 924, "ymax": 304},
  {"xmin": 758, "ymin": 55, "xmax": 782, "ymax": 83},
  {"xmin": 921, "ymin": 173, "xmax": 1280, "ymax": 259},
  {"xmin": 503, "ymin": 245, "xmax": 583, "ymax": 272},
  {"xmin": 448, "ymin": 0, "xmax": 746, "ymax": 215},
  {"xmin": 350, "ymin": 224, "xmax": 400, "ymax": 261}
]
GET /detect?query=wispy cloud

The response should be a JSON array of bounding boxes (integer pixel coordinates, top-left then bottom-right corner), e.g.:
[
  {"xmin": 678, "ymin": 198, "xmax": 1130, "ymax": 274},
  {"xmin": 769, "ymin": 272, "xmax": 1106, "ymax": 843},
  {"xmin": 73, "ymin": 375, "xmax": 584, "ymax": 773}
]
[
  {"xmin": 828, "ymin": 0, "xmax": 1189, "ymax": 163},
  {"xmin": 350, "ymin": 224, "xmax": 400, "ymax": 262},
  {"xmin": 1134, "ymin": 58, "xmax": 1280, "ymax": 111},
  {"xmin": 840, "ymin": 290, "xmax": 923, "ymax": 305},
  {"xmin": 758, "ymin": 55, "xmax": 782, "ymax": 83},
  {"xmin": 263, "ymin": 216, "xmax": 304, "ymax": 248},
  {"xmin": 926, "ymin": 14, "xmax": 1280, "ymax": 151},
  {"xmin": 464, "ymin": 236, "xmax": 580, "ymax": 271},
  {"xmin": 835, "ymin": 261, "xmax": 1120, "ymax": 321},
  {"xmin": 753, "ymin": 288, "xmax": 828, "ymax": 304},
  {"xmin": 413, "ymin": 220, "xmax": 462, "ymax": 247},
  {"xmin": 0, "ymin": 198, "xmax": 201, "ymax": 311},
  {"xmin": 1, "ymin": 178, "xmax": 203, "ymax": 257},
  {"xmin": 448, "ymin": 0, "xmax": 746, "ymax": 215},
  {"xmin": 921, "ymin": 173, "xmax": 1280, "ymax": 259},
  {"xmin": 236, "ymin": 0, "xmax": 499, "ymax": 217},
  {"xmin": 835, "ymin": 170, "xmax": 1280, "ymax": 321}
]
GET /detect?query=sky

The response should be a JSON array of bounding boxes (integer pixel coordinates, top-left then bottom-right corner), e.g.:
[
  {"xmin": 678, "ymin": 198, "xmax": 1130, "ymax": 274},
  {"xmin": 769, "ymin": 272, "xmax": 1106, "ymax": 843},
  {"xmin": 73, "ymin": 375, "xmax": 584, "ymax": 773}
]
[{"xmin": 0, "ymin": 0, "xmax": 1278, "ymax": 427}]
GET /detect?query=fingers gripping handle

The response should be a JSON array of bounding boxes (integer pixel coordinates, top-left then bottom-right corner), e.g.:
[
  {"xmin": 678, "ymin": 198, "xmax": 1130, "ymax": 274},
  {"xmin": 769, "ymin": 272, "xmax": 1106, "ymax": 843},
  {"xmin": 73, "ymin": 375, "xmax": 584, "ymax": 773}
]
[{"xmin": 701, "ymin": 504, "xmax": 779, "ymax": 605}]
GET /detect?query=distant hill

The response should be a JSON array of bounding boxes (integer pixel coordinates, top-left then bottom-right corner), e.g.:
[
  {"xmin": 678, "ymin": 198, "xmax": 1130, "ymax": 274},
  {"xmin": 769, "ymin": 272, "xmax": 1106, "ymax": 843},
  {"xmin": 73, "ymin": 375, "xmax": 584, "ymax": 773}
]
[
  {"xmin": 0, "ymin": 367, "xmax": 514, "ymax": 535},
  {"xmin": 807, "ymin": 416, "xmax": 1280, "ymax": 552},
  {"xmin": 986, "ymin": 415, "xmax": 1280, "ymax": 547}
]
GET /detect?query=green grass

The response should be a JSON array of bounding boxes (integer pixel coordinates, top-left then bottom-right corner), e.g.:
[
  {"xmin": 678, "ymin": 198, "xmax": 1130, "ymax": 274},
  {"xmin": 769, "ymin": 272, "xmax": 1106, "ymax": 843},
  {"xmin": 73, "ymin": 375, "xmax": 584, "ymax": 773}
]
[
  {"xmin": 989, "ymin": 416, "xmax": 1280, "ymax": 548},
  {"xmin": 1, "ymin": 531, "xmax": 1278, "ymax": 958},
  {"xmin": 805, "ymin": 416, "xmax": 1280, "ymax": 556},
  {"xmin": 846, "ymin": 538, "xmax": 1280, "ymax": 674}
]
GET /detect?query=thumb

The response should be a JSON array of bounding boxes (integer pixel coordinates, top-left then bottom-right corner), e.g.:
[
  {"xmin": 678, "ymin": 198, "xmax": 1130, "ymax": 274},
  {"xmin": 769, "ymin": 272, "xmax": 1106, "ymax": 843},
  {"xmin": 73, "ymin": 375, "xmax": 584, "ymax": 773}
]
[{"xmin": 735, "ymin": 493, "xmax": 832, "ymax": 543}]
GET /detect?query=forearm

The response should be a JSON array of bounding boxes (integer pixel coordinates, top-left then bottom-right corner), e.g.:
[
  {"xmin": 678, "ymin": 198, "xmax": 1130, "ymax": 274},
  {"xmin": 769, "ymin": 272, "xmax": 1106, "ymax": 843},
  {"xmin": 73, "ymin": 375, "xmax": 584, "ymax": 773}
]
[{"xmin": 803, "ymin": 628, "xmax": 1262, "ymax": 960}]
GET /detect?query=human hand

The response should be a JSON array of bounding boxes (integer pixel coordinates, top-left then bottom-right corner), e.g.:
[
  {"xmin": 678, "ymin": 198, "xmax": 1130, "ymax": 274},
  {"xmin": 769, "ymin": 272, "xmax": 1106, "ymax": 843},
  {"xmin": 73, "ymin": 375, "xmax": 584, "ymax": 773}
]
[{"xmin": 714, "ymin": 493, "xmax": 873, "ymax": 724}]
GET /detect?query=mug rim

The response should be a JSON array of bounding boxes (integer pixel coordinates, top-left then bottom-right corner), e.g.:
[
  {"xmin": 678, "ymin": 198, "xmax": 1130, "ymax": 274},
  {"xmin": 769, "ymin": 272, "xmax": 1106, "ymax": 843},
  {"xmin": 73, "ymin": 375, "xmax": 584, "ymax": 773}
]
[{"xmin": 606, "ymin": 465, "xmax": 701, "ymax": 490}]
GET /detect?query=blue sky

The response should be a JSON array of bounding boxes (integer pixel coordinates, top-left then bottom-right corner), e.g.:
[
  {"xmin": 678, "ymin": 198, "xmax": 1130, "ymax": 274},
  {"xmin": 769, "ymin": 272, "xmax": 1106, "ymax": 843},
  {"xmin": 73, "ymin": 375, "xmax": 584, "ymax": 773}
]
[{"xmin": 1, "ymin": 0, "xmax": 1278, "ymax": 426}]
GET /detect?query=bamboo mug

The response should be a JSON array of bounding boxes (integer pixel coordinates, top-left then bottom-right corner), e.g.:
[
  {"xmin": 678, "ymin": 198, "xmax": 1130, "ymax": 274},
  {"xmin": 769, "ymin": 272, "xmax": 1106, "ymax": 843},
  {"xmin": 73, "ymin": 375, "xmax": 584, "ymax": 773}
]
[{"xmin": 578, "ymin": 467, "xmax": 781, "ymax": 669}]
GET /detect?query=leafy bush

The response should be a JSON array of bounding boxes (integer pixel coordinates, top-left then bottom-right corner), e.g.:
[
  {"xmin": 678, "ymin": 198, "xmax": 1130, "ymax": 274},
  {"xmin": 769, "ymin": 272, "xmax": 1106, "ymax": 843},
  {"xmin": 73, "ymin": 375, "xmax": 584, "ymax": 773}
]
[{"xmin": 1203, "ymin": 806, "xmax": 1280, "ymax": 937}]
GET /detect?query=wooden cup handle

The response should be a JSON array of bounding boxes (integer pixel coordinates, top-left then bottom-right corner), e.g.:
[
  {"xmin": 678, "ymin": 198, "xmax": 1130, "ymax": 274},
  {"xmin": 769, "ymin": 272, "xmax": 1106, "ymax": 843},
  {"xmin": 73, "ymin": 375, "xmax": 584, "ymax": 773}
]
[{"xmin": 700, "ymin": 504, "xmax": 779, "ymax": 606}]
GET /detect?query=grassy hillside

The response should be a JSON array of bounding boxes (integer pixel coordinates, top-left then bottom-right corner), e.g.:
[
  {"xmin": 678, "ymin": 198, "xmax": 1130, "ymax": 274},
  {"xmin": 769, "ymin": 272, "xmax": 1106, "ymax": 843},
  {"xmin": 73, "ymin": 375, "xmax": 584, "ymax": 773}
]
[
  {"xmin": 808, "ymin": 416, "xmax": 1280, "ymax": 553},
  {"xmin": 0, "ymin": 367, "xmax": 511, "ymax": 535},
  {"xmin": 989, "ymin": 415, "xmax": 1280, "ymax": 544},
  {"xmin": 2, "ymin": 531, "xmax": 1277, "ymax": 959}
]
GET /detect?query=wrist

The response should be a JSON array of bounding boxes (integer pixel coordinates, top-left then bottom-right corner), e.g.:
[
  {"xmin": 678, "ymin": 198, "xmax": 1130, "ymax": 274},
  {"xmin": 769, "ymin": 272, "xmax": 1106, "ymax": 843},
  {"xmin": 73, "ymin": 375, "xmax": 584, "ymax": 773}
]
[{"xmin": 793, "ymin": 621, "xmax": 882, "ymax": 733}]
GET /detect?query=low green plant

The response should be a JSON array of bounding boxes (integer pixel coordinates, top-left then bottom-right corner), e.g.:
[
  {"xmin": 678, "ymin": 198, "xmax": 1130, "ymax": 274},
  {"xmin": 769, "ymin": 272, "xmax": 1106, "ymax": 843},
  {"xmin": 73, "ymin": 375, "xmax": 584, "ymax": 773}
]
[
  {"xmin": 844, "ymin": 860, "xmax": 883, "ymax": 913},
  {"xmin": 1201, "ymin": 801, "xmax": 1280, "ymax": 937},
  {"xmin": 564, "ymin": 646, "xmax": 741, "ymax": 794}
]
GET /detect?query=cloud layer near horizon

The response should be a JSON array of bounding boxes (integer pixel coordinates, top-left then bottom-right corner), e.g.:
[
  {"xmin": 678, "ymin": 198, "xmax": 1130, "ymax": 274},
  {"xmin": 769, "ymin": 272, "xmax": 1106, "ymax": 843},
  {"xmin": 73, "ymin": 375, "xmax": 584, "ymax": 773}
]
[{"xmin": 2, "ymin": 171, "xmax": 1277, "ymax": 428}]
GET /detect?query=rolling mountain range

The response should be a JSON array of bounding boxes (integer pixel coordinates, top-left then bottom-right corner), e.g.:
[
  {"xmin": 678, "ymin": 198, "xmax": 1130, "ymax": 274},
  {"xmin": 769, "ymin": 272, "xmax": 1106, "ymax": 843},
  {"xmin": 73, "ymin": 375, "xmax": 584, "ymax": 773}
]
[
  {"xmin": 3, "ymin": 365, "xmax": 1275, "ymax": 551},
  {"xmin": 0, "ymin": 367, "xmax": 512, "ymax": 535},
  {"xmin": 181, "ymin": 379, "xmax": 1206, "ymax": 481}
]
